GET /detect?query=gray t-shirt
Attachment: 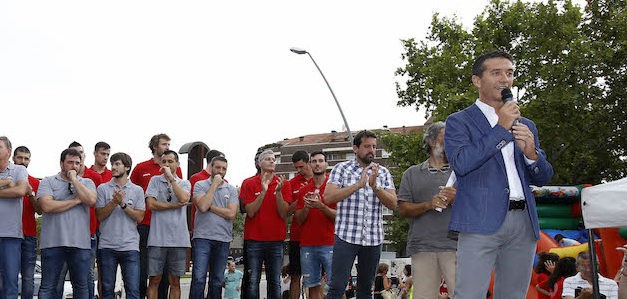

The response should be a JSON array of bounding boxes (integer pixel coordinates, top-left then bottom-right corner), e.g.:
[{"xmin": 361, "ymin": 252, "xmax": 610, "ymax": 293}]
[
  {"xmin": 0, "ymin": 163, "xmax": 28, "ymax": 238},
  {"xmin": 37, "ymin": 173, "xmax": 96, "ymax": 249},
  {"xmin": 96, "ymin": 179, "xmax": 146, "ymax": 251},
  {"xmin": 192, "ymin": 179, "xmax": 239, "ymax": 242},
  {"xmin": 146, "ymin": 175, "xmax": 191, "ymax": 247},
  {"xmin": 398, "ymin": 161, "xmax": 457, "ymax": 255}
]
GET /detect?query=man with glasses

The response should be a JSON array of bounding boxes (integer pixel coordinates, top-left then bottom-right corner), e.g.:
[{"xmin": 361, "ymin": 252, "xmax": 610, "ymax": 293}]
[
  {"xmin": 397, "ymin": 121, "xmax": 457, "ymax": 298},
  {"xmin": 145, "ymin": 150, "xmax": 191, "ymax": 299},
  {"xmin": 562, "ymin": 251, "xmax": 618, "ymax": 298},
  {"xmin": 37, "ymin": 148, "xmax": 97, "ymax": 298}
]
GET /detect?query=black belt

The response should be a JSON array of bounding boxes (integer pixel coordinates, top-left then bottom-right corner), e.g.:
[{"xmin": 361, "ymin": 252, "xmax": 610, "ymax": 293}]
[{"xmin": 508, "ymin": 200, "xmax": 526, "ymax": 210}]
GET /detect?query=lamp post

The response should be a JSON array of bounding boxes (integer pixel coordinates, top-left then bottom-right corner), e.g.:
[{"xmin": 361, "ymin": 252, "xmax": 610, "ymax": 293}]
[{"xmin": 290, "ymin": 47, "xmax": 354, "ymax": 143}]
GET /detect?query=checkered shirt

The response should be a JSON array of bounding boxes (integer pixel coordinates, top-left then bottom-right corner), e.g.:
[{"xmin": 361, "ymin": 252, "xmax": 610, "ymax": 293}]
[{"xmin": 328, "ymin": 159, "xmax": 395, "ymax": 246}]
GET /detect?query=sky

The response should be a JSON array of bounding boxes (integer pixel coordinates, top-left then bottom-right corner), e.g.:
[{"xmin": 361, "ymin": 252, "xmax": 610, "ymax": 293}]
[{"xmin": 1, "ymin": 0, "xmax": 493, "ymax": 186}]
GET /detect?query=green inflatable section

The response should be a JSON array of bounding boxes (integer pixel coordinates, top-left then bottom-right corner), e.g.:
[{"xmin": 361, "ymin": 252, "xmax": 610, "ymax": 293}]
[
  {"xmin": 619, "ymin": 227, "xmax": 627, "ymax": 239},
  {"xmin": 539, "ymin": 217, "xmax": 581, "ymax": 230},
  {"xmin": 536, "ymin": 204, "xmax": 573, "ymax": 218}
]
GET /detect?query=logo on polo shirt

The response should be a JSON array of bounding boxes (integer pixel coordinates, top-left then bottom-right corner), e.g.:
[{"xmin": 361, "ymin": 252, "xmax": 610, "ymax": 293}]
[{"xmin": 142, "ymin": 173, "xmax": 151, "ymax": 177}]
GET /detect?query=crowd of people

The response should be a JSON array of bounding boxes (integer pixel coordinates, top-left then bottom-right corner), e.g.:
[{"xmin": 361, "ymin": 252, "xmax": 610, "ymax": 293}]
[{"xmin": 1, "ymin": 49, "xmax": 626, "ymax": 299}]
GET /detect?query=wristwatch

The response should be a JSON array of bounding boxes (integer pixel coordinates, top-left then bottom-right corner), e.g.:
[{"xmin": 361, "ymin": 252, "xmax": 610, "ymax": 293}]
[{"xmin": 121, "ymin": 203, "xmax": 127, "ymax": 209}]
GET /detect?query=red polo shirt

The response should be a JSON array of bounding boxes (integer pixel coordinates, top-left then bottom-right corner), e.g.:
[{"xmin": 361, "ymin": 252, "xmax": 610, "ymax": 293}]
[
  {"xmin": 130, "ymin": 158, "xmax": 183, "ymax": 226},
  {"xmin": 90, "ymin": 165, "xmax": 112, "ymax": 183},
  {"xmin": 22, "ymin": 175, "xmax": 40, "ymax": 237},
  {"xmin": 288, "ymin": 174, "xmax": 311, "ymax": 242},
  {"xmin": 296, "ymin": 177, "xmax": 335, "ymax": 247},
  {"xmin": 240, "ymin": 174, "xmax": 293, "ymax": 241},
  {"xmin": 189, "ymin": 169, "xmax": 211, "ymax": 230},
  {"xmin": 82, "ymin": 167, "xmax": 102, "ymax": 235}
]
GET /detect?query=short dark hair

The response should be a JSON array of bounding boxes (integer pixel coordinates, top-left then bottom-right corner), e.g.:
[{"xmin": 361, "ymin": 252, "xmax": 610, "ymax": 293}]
[
  {"xmin": 60, "ymin": 148, "xmax": 81, "ymax": 162},
  {"xmin": 353, "ymin": 130, "xmax": 377, "ymax": 147},
  {"xmin": 110, "ymin": 152, "xmax": 133, "ymax": 175},
  {"xmin": 14, "ymin": 146, "xmax": 30, "ymax": 156},
  {"xmin": 309, "ymin": 151, "xmax": 326, "ymax": 161},
  {"xmin": 0, "ymin": 137, "xmax": 12, "ymax": 151},
  {"xmin": 404, "ymin": 264, "xmax": 412, "ymax": 277},
  {"xmin": 292, "ymin": 150, "xmax": 309, "ymax": 163},
  {"xmin": 472, "ymin": 50, "xmax": 514, "ymax": 77},
  {"xmin": 94, "ymin": 141, "xmax": 111, "ymax": 152},
  {"xmin": 161, "ymin": 149, "xmax": 179, "ymax": 162},
  {"xmin": 205, "ymin": 149, "xmax": 225, "ymax": 164},
  {"xmin": 211, "ymin": 156, "xmax": 228, "ymax": 166},
  {"xmin": 68, "ymin": 141, "xmax": 82, "ymax": 148},
  {"xmin": 149, "ymin": 134, "xmax": 170, "ymax": 153}
]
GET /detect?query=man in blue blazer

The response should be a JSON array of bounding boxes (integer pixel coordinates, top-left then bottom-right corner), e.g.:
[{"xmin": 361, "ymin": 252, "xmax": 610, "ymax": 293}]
[{"xmin": 444, "ymin": 50, "xmax": 554, "ymax": 298}]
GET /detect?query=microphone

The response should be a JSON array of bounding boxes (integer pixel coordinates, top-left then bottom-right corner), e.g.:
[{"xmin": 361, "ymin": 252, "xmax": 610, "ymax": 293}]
[
  {"xmin": 501, "ymin": 88, "xmax": 519, "ymax": 126},
  {"xmin": 501, "ymin": 88, "xmax": 513, "ymax": 103}
]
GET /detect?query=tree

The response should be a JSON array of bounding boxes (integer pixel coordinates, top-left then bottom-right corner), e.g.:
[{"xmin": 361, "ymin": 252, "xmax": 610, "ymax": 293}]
[{"xmin": 395, "ymin": 0, "xmax": 626, "ymax": 184}]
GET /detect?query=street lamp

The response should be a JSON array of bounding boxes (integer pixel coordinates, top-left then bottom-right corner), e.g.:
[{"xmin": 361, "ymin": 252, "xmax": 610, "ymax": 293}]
[{"xmin": 290, "ymin": 47, "xmax": 354, "ymax": 143}]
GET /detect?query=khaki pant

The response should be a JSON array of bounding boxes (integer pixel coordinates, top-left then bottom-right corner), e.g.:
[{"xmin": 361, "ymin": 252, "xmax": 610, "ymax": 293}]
[{"xmin": 411, "ymin": 251, "xmax": 456, "ymax": 299}]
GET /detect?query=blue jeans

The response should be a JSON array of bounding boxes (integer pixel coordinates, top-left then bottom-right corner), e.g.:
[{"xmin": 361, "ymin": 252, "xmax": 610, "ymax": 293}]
[
  {"xmin": 20, "ymin": 236, "xmax": 38, "ymax": 299},
  {"xmin": 0, "ymin": 237, "xmax": 22, "ymax": 299},
  {"xmin": 245, "ymin": 240, "xmax": 283, "ymax": 299},
  {"xmin": 190, "ymin": 239, "xmax": 230, "ymax": 299},
  {"xmin": 98, "ymin": 249, "xmax": 140, "ymax": 299},
  {"xmin": 55, "ymin": 235, "xmax": 97, "ymax": 299},
  {"xmin": 326, "ymin": 236, "xmax": 381, "ymax": 299},
  {"xmin": 300, "ymin": 245, "xmax": 333, "ymax": 288},
  {"xmin": 39, "ymin": 247, "xmax": 91, "ymax": 299}
]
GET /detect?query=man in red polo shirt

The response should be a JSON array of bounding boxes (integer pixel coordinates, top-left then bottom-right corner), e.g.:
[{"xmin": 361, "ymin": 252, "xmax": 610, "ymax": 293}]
[
  {"xmin": 240, "ymin": 149, "xmax": 293, "ymax": 299},
  {"xmin": 295, "ymin": 151, "xmax": 335, "ymax": 299},
  {"xmin": 12, "ymin": 146, "xmax": 40, "ymax": 299},
  {"xmin": 130, "ymin": 133, "xmax": 183, "ymax": 299},
  {"xmin": 287, "ymin": 150, "xmax": 313, "ymax": 299},
  {"xmin": 90, "ymin": 141, "xmax": 112, "ymax": 183}
]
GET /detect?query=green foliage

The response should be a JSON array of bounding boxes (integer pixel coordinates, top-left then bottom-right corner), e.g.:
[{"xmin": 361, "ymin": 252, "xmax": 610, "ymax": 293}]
[
  {"xmin": 395, "ymin": 0, "xmax": 626, "ymax": 184},
  {"xmin": 232, "ymin": 211, "xmax": 245, "ymax": 238}
]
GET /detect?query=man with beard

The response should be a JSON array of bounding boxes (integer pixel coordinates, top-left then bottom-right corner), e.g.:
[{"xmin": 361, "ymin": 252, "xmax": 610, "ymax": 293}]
[
  {"xmin": 324, "ymin": 130, "xmax": 397, "ymax": 299},
  {"xmin": 397, "ymin": 122, "xmax": 457, "ymax": 298},
  {"xmin": 37, "ymin": 148, "xmax": 97, "ymax": 298},
  {"xmin": 239, "ymin": 149, "xmax": 292, "ymax": 299},
  {"xmin": 12, "ymin": 146, "xmax": 41, "ymax": 299},
  {"xmin": 95, "ymin": 152, "xmax": 145, "ymax": 299},
  {"xmin": 0, "ymin": 137, "xmax": 29, "ymax": 299},
  {"xmin": 145, "ymin": 150, "xmax": 191, "ymax": 299},
  {"xmin": 130, "ymin": 134, "xmax": 183, "ymax": 299},
  {"xmin": 189, "ymin": 156, "xmax": 238, "ymax": 299},
  {"xmin": 294, "ymin": 151, "xmax": 336, "ymax": 299}
]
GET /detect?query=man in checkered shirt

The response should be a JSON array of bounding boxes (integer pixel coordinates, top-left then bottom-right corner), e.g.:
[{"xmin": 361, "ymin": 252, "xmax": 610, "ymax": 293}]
[{"xmin": 323, "ymin": 130, "xmax": 398, "ymax": 299}]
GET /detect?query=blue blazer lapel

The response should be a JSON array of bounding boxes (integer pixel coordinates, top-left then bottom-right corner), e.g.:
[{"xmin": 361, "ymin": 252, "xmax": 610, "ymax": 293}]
[{"xmin": 466, "ymin": 104, "xmax": 508, "ymax": 173}]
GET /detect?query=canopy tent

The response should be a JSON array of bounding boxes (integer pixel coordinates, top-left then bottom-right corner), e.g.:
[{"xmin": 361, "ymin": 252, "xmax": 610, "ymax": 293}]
[{"xmin": 581, "ymin": 177, "xmax": 627, "ymax": 228}]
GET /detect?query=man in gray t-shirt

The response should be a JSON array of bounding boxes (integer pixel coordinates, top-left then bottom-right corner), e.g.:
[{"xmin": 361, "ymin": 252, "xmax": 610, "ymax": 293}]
[
  {"xmin": 37, "ymin": 148, "xmax": 97, "ymax": 299},
  {"xmin": 189, "ymin": 156, "xmax": 239, "ymax": 299},
  {"xmin": 145, "ymin": 150, "xmax": 191, "ymax": 299},
  {"xmin": 397, "ymin": 122, "xmax": 457, "ymax": 299},
  {"xmin": 95, "ymin": 152, "xmax": 146, "ymax": 299},
  {"xmin": 0, "ymin": 136, "xmax": 29, "ymax": 299}
]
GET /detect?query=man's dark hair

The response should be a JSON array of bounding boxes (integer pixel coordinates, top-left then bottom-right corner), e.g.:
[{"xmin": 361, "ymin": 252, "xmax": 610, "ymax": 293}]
[
  {"xmin": 161, "ymin": 149, "xmax": 179, "ymax": 162},
  {"xmin": 205, "ymin": 149, "xmax": 225, "ymax": 164},
  {"xmin": 149, "ymin": 133, "xmax": 170, "ymax": 154},
  {"xmin": 60, "ymin": 148, "xmax": 81, "ymax": 162},
  {"xmin": 353, "ymin": 130, "xmax": 377, "ymax": 147},
  {"xmin": 211, "ymin": 156, "xmax": 228, "ymax": 166},
  {"xmin": 423, "ymin": 122, "xmax": 446, "ymax": 154},
  {"xmin": 292, "ymin": 150, "xmax": 309, "ymax": 163},
  {"xmin": 309, "ymin": 151, "xmax": 326, "ymax": 161},
  {"xmin": 472, "ymin": 50, "xmax": 514, "ymax": 77},
  {"xmin": 14, "ymin": 146, "xmax": 30, "ymax": 156},
  {"xmin": 68, "ymin": 141, "xmax": 82, "ymax": 148},
  {"xmin": 110, "ymin": 152, "xmax": 133, "ymax": 175},
  {"xmin": 94, "ymin": 141, "xmax": 111, "ymax": 152}
]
